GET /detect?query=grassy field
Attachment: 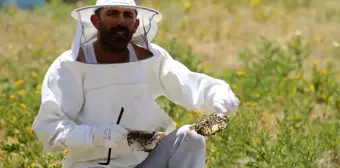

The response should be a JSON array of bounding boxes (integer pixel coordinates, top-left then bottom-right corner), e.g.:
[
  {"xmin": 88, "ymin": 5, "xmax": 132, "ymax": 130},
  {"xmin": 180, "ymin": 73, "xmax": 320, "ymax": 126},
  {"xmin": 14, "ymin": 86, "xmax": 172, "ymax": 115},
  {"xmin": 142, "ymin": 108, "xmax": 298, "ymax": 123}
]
[{"xmin": 0, "ymin": 0, "xmax": 339, "ymax": 167}]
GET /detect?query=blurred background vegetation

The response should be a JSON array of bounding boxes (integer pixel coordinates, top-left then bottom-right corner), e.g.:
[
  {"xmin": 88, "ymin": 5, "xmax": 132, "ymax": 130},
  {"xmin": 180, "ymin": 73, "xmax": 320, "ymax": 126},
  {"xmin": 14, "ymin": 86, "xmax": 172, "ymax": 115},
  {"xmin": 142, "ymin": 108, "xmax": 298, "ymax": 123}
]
[{"xmin": 0, "ymin": 0, "xmax": 339, "ymax": 167}]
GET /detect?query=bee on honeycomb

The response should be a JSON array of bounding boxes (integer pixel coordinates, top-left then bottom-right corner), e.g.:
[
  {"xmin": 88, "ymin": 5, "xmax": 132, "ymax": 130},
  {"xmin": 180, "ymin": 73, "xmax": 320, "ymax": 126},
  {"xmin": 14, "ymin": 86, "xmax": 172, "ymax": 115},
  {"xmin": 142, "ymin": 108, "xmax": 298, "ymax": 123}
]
[
  {"xmin": 127, "ymin": 131, "xmax": 167, "ymax": 153},
  {"xmin": 189, "ymin": 113, "xmax": 229, "ymax": 137},
  {"xmin": 127, "ymin": 113, "xmax": 229, "ymax": 152}
]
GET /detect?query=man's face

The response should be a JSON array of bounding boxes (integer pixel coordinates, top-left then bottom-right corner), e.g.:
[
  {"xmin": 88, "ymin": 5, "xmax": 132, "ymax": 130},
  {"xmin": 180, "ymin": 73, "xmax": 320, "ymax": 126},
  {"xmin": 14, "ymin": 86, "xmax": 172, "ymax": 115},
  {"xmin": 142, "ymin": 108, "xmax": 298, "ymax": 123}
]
[{"xmin": 91, "ymin": 7, "xmax": 139, "ymax": 53}]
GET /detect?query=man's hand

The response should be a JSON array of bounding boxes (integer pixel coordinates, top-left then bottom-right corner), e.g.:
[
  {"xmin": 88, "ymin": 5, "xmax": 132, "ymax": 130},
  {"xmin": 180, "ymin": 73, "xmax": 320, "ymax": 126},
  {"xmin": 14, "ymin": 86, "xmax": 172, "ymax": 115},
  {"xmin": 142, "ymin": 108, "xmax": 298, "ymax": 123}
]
[
  {"xmin": 213, "ymin": 92, "xmax": 240, "ymax": 116},
  {"xmin": 93, "ymin": 124, "xmax": 129, "ymax": 148}
]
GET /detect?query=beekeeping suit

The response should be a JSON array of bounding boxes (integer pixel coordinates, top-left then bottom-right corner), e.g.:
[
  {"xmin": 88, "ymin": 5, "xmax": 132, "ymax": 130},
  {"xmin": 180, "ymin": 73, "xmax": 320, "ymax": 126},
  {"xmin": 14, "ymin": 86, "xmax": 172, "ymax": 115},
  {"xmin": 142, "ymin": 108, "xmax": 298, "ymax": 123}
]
[{"xmin": 32, "ymin": 0, "xmax": 240, "ymax": 168}]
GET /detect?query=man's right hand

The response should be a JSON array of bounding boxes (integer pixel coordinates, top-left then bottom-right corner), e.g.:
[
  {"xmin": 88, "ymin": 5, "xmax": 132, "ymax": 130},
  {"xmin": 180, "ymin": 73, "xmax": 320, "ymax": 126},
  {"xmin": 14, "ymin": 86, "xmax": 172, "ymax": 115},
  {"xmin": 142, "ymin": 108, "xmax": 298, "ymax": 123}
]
[{"xmin": 93, "ymin": 124, "xmax": 129, "ymax": 148}]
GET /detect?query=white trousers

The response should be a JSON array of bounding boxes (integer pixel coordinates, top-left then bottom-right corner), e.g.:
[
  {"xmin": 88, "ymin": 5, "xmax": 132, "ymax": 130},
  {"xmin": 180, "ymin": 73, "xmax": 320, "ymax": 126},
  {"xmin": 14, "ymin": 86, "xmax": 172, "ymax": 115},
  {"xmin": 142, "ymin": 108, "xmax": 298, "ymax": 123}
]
[
  {"xmin": 67, "ymin": 125, "xmax": 206, "ymax": 168},
  {"xmin": 135, "ymin": 125, "xmax": 206, "ymax": 168}
]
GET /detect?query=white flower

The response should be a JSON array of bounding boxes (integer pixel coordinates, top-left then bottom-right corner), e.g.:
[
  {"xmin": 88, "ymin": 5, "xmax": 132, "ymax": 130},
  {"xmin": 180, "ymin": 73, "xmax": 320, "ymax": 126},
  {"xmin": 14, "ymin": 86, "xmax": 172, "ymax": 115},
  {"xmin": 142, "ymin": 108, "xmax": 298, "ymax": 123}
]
[
  {"xmin": 332, "ymin": 41, "xmax": 340, "ymax": 48},
  {"xmin": 295, "ymin": 30, "xmax": 302, "ymax": 36}
]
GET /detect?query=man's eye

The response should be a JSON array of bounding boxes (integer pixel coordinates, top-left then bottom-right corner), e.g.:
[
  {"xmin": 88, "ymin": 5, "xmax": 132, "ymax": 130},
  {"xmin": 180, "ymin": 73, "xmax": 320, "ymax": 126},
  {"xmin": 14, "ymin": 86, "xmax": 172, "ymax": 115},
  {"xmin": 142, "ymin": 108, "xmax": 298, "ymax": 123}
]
[
  {"xmin": 125, "ymin": 14, "xmax": 133, "ymax": 18},
  {"xmin": 108, "ymin": 12, "xmax": 118, "ymax": 16}
]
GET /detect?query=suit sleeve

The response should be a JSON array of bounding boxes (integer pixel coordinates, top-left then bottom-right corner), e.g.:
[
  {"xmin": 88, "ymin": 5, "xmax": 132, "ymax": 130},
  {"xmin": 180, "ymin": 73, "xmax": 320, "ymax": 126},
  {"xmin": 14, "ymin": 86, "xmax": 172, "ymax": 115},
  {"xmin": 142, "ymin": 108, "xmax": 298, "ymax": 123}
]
[
  {"xmin": 150, "ymin": 44, "xmax": 239, "ymax": 115},
  {"xmin": 32, "ymin": 57, "xmax": 95, "ymax": 152}
]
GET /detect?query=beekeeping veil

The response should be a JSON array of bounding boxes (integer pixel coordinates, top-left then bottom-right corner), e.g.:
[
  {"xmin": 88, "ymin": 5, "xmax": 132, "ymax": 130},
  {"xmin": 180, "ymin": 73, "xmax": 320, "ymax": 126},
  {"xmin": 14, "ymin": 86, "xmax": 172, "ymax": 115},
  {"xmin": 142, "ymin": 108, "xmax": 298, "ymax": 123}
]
[{"xmin": 70, "ymin": 0, "xmax": 162, "ymax": 60}]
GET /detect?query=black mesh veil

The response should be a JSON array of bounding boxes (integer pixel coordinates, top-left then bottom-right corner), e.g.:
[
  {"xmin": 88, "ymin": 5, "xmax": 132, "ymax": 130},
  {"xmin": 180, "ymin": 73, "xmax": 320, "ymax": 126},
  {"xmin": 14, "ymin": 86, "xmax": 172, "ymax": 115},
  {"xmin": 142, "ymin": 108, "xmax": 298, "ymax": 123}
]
[{"xmin": 70, "ymin": 4, "xmax": 162, "ymax": 60}]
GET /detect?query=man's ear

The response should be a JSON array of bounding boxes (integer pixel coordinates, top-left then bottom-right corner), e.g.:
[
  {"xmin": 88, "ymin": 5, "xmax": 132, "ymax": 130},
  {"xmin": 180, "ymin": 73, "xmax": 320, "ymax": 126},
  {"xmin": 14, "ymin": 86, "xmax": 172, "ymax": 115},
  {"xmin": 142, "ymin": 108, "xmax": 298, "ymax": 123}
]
[
  {"xmin": 133, "ymin": 19, "xmax": 140, "ymax": 33},
  {"xmin": 90, "ymin": 14, "xmax": 100, "ymax": 29}
]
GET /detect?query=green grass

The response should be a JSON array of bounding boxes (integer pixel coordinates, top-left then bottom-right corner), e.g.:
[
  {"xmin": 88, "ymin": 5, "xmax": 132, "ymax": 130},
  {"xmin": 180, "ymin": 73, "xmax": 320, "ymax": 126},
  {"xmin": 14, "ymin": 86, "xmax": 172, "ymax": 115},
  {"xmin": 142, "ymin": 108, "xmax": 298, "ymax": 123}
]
[{"xmin": 0, "ymin": 0, "xmax": 339, "ymax": 168}]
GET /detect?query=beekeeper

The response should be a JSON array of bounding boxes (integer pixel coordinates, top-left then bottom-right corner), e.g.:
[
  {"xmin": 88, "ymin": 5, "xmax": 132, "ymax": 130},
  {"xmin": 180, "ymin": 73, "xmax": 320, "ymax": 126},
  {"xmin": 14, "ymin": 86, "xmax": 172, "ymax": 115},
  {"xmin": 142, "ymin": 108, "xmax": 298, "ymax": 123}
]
[{"xmin": 32, "ymin": 0, "xmax": 240, "ymax": 168}]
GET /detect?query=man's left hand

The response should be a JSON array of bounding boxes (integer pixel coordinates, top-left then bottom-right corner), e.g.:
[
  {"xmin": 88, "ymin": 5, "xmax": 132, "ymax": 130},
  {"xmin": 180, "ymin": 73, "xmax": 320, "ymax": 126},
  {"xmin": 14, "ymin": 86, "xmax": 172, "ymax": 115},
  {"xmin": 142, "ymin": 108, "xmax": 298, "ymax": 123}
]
[{"xmin": 213, "ymin": 94, "xmax": 240, "ymax": 116}]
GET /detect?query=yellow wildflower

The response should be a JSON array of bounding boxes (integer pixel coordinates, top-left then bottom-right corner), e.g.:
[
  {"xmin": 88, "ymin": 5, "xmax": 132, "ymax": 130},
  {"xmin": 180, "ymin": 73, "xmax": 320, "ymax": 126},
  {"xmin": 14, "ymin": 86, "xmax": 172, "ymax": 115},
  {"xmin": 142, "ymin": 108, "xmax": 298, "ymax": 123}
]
[
  {"xmin": 236, "ymin": 71, "xmax": 246, "ymax": 77},
  {"xmin": 313, "ymin": 60, "xmax": 319, "ymax": 65},
  {"xmin": 28, "ymin": 163, "xmax": 36, "ymax": 168},
  {"xmin": 255, "ymin": 137, "xmax": 261, "ymax": 143},
  {"xmin": 320, "ymin": 69, "xmax": 328, "ymax": 74},
  {"xmin": 187, "ymin": 113, "xmax": 193, "ymax": 118},
  {"xmin": 26, "ymin": 127, "xmax": 33, "ymax": 134},
  {"xmin": 283, "ymin": 76, "xmax": 288, "ymax": 80},
  {"xmin": 327, "ymin": 58, "xmax": 333, "ymax": 63},
  {"xmin": 183, "ymin": 0, "xmax": 191, "ymax": 11},
  {"xmin": 249, "ymin": 0, "xmax": 261, "ymax": 6},
  {"xmin": 289, "ymin": 39, "xmax": 296, "ymax": 47},
  {"xmin": 193, "ymin": 109, "xmax": 200, "ymax": 114},
  {"xmin": 31, "ymin": 72, "xmax": 38, "ymax": 78},
  {"xmin": 63, "ymin": 149, "xmax": 69, "ymax": 155},
  {"xmin": 49, "ymin": 163, "xmax": 57, "ymax": 167},
  {"xmin": 36, "ymin": 84, "xmax": 42, "ymax": 90},
  {"xmin": 295, "ymin": 74, "xmax": 301, "ymax": 80},
  {"xmin": 20, "ymin": 104, "xmax": 27, "ymax": 109},
  {"xmin": 18, "ymin": 89, "xmax": 27, "ymax": 95},
  {"xmin": 232, "ymin": 85, "xmax": 238, "ymax": 90},
  {"xmin": 9, "ymin": 95, "xmax": 15, "ymax": 100},
  {"xmin": 175, "ymin": 122, "xmax": 179, "ymax": 127},
  {"xmin": 251, "ymin": 102, "xmax": 257, "ymax": 107},
  {"xmin": 15, "ymin": 80, "xmax": 24, "ymax": 86},
  {"xmin": 256, "ymin": 93, "xmax": 261, "ymax": 98}
]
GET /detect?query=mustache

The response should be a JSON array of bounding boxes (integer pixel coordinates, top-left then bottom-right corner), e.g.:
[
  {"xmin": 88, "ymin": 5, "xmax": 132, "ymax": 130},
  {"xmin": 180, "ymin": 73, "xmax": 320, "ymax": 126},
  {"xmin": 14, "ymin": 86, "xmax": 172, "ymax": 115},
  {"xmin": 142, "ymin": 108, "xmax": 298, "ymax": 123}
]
[{"xmin": 109, "ymin": 26, "xmax": 129, "ymax": 35}]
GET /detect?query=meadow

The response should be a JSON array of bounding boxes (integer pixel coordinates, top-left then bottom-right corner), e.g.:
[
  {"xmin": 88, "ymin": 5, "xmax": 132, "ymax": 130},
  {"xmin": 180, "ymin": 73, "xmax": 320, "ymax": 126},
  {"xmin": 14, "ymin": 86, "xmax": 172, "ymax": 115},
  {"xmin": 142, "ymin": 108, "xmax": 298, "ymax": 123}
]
[{"xmin": 0, "ymin": 0, "xmax": 339, "ymax": 167}]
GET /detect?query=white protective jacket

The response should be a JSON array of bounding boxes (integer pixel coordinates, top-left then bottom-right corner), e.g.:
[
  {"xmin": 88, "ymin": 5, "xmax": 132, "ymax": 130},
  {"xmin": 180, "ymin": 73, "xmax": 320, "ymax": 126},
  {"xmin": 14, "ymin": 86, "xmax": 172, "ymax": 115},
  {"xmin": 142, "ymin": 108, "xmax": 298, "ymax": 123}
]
[{"xmin": 32, "ymin": 43, "xmax": 239, "ymax": 168}]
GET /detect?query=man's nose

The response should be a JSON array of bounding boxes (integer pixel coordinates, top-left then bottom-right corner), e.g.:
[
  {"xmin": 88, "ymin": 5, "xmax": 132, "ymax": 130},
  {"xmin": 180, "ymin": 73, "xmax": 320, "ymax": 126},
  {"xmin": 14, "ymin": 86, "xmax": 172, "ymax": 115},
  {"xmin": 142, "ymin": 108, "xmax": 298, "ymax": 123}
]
[{"xmin": 117, "ymin": 13, "xmax": 126, "ymax": 26}]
